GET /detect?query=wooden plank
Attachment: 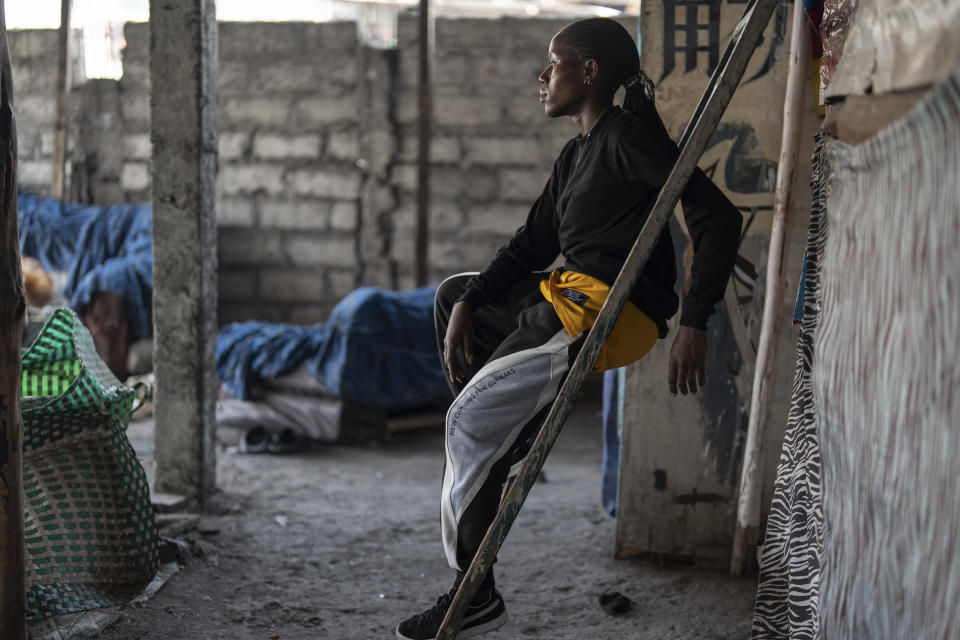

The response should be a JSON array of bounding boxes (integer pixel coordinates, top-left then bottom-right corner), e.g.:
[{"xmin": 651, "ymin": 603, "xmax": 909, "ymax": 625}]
[
  {"xmin": 731, "ymin": 0, "xmax": 810, "ymax": 576},
  {"xmin": 415, "ymin": 0, "xmax": 433, "ymax": 286},
  {"xmin": 0, "ymin": 2, "xmax": 25, "ymax": 637},
  {"xmin": 51, "ymin": 0, "xmax": 72, "ymax": 200},
  {"xmin": 436, "ymin": 1, "xmax": 779, "ymax": 636}
]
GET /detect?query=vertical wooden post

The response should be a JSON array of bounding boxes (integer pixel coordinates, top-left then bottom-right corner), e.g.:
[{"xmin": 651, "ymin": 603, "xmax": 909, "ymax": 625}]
[
  {"xmin": 150, "ymin": 0, "xmax": 219, "ymax": 500},
  {"xmin": 0, "ymin": 3, "xmax": 26, "ymax": 637},
  {"xmin": 415, "ymin": 0, "xmax": 433, "ymax": 286},
  {"xmin": 51, "ymin": 0, "xmax": 72, "ymax": 200},
  {"xmin": 730, "ymin": 0, "xmax": 811, "ymax": 575}
]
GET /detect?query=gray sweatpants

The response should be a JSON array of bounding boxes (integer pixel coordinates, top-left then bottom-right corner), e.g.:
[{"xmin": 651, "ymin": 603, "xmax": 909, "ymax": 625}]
[{"xmin": 434, "ymin": 273, "xmax": 585, "ymax": 572}]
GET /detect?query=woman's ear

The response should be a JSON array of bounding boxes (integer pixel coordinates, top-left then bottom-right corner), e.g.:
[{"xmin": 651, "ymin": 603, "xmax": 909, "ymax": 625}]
[{"xmin": 583, "ymin": 58, "xmax": 599, "ymax": 85}]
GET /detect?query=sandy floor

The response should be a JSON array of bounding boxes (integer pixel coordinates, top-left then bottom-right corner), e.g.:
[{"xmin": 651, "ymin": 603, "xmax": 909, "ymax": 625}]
[{"xmin": 91, "ymin": 381, "xmax": 756, "ymax": 640}]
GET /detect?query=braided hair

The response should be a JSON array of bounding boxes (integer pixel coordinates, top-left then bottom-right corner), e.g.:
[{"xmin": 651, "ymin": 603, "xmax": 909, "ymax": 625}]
[{"xmin": 556, "ymin": 18, "xmax": 669, "ymax": 136}]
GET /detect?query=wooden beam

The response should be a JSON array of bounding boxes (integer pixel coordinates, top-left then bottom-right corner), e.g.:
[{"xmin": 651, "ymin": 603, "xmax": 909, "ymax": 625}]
[
  {"xmin": 730, "ymin": 0, "xmax": 811, "ymax": 576},
  {"xmin": 436, "ymin": 1, "xmax": 779, "ymax": 636},
  {"xmin": 0, "ymin": 2, "xmax": 26, "ymax": 637},
  {"xmin": 51, "ymin": 0, "xmax": 72, "ymax": 200},
  {"xmin": 415, "ymin": 0, "xmax": 433, "ymax": 286}
]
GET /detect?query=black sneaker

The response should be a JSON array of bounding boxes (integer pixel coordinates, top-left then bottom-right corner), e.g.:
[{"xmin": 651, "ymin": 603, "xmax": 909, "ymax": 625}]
[{"xmin": 395, "ymin": 588, "xmax": 507, "ymax": 639}]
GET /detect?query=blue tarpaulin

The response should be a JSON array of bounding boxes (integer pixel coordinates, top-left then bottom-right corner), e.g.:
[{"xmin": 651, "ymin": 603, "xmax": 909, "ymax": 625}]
[
  {"xmin": 17, "ymin": 192, "xmax": 154, "ymax": 341},
  {"xmin": 217, "ymin": 287, "xmax": 451, "ymax": 409}
]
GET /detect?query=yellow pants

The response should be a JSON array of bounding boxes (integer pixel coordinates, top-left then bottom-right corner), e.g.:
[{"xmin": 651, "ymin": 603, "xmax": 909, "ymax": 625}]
[{"xmin": 539, "ymin": 269, "xmax": 658, "ymax": 371}]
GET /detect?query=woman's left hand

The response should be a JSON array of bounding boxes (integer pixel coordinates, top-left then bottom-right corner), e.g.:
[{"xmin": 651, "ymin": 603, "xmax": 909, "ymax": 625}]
[{"xmin": 668, "ymin": 326, "xmax": 708, "ymax": 395}]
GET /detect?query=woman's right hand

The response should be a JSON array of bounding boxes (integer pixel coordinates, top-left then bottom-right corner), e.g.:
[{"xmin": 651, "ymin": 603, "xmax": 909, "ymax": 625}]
[{"xmin": 443, "ymin": 301, "xmax": 474, "ymax": 384}]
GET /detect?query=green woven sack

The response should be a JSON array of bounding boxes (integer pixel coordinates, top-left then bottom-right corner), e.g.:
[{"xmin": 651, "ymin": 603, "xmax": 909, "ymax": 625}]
[{"xmin": 21, "ymin": 308, "xmax": 158, "ymax": 620}]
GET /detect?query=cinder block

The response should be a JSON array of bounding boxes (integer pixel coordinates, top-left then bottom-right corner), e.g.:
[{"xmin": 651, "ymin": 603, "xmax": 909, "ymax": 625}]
[
  {"xmin": 122, "ymin": 93, "xmax": 151, "ymax": 125},
  {"xmin": 433, "ymin": 167, "xmax": 496, "ymax": 201},
  {"xmin": 303, "ymin": 21, "xmax": 359, "ymax": 52},
  {"xmin": 432, "ymin": 201, "xmax": 465, "ymax": 231},
  {"xmin": 217, "ymin": 60, "xmax": 250, "ymax": 93},
  {"xmin": 218, "ymin": 269, "xmax": 259, "ymax": 301},
  {"xmin": 289, "ymin": 168, "xmax": 362, "ymax": 200},
  {"xmin": 360, "ymin": 129, "xmax": 395, "ymax": 177},
  {"xmin": 18, "ymin": 95, "xmax": 56, "ymax": 125},
  {"xmin": 39, "ymin": 132, "xmax": 55, "ymax": 156},
  {"xmin": 390, "ymin": 163, "xmax": 417, "ymax": 192},
  {"xmin": 260, "ymin": 199, "xmax": 330, "ymax": 230},
  {"xmin": 395, "ymin": 95, "xmax": 419, "ymax": 125},
  {"xmin": 359, "ymin": 181, "xmax": 396, "ymax": 226},
  {"xmin": 465, "ymin": 203, "xmax": 529, "ymax": 235},
  {"xmin": 327, "ymin": 131, "xmax": 359, "ymax": 161},
  {"xmin": 431, "ymin": 236, "xmax": 506, "ymax": 271},
  {"xmin": 499, "ymin": 168, "xmax": 550, "ymax": 202},
  {"xmin": 218, "ymin": 22, "xmax": 306, "ymax": 58},
  {"xmin": 122, "ymin": 162, "xmax": 150, "ymax": 193},
  {"xmin": 286, "ymin": 234, "xmax": 357, "ymax": 267},
  {"xmin": 394, "ymin": 201, "xmax": 463, "ymax": 232},
  {"xmin": 248, "ymin": 61, "xmax": 319, "ymax": 93},
  {"xmin": 289, "ymin": 303, "xmax": 335, "ymax": 325},
  {"xmin": 221, "ymin": 98, "xmax": 293, "ymax": 127},
  {"xmin": 293, "ymin": 96, "xmax": 358, "ymax": 126},
  {"xmin": 9, "ymin": 30, "xmax": 59, "ymax": 61},
  {"xmin": 119, "ymin": 59, "xmax": 150, "ymax": 91},
  {"xmin": 435, "ymin": 95, "xmax": 502, "ymax": 127},
  {"xmin": 464, "ymin": 137, "xmax": 539, "ymax": 166},
  {"xmin": 327, "ymin": 269, "xmax": 357, "ymax": 298},
  {"xmin": 123, "ymin": 134, "xmax": 152, "ymax": 160},
  {"xmin": 220, "ymin": 164, "xmax": 286, "ymax": 196},
  {"xmin": 219, "ymin": 132, "xmax": 249, "ymax": 161},
  {"xmin": 218, "ymin": 229, "xmax": 285, "ymax": 266},
  {"xmin": 219, "ymin": 301, "xmax": 288, "ymax": 325},
  {"xmin": 399, "ymin": 136, "xmax": 461, "ymax": 164},
  {"xmin": 436, "ymin": 18, "xmax": 506, "ymax": 52},
  {"xmin": 215, "ymin": 197, "xmax": 256, "ymax": 227},
  {"xmin": 260, "ymin": 267, "xmax": 327, "ymax": 302},
  {"xmin": 12, "ymin": 63, "xmax": 55, "ymax": 94},
  {"xmin": 330, "ymin": 202, "xmax": 359, "ymax": 231},
  {"xmin": 503, "ymin": 93, "xmax": 548, "ymax": 127},
  {"xmin": 18, "ymin": 160, "xmax": 52, "ymax": 188},
  {"xmin": 253, "ymin": 133, "xmax": 320, "ymax": 160},
  {"xmin": 122, "ymin": 23, "xmax": 150, "ymax": 61}
]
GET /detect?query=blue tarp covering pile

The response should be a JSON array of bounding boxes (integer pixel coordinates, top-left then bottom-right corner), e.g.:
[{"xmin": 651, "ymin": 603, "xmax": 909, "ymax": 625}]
[
  {"xmin": 217, "ymin": 287, "xmax": 451, "ymax": 409},
  {"xmin": 17, "ymin": 192, "xmax": 154, "ymax": 340}
]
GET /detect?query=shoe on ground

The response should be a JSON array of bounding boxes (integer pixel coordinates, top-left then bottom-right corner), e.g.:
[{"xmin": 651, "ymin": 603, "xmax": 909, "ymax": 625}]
[{"xmin": 395, "ymin": 588, "xmax": 507, "ymax": 639}]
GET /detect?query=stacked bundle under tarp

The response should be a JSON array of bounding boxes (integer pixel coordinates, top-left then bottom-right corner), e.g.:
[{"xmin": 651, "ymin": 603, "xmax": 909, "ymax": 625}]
[
  {"xmin": 216, "ymin": 286, "xmax": 451, "ymax": 445},
  {"xmin": 17, "ymin": 191, "xmax": 153, "ymax": 341}
]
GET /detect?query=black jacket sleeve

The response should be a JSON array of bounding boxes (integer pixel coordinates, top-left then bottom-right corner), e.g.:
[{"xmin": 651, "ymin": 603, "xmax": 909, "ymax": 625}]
[
  {"xmin": 457, "ymin": 150, "xmax": 566, "ymax": 309},
  {"xmin": 617, "ymin": 120, "xmax": 742, "ymax": 330}
]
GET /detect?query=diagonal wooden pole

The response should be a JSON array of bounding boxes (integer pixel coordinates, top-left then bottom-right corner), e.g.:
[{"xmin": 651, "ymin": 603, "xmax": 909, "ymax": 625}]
[
  {"xmin": 0, "ymin": 2, "xmax": 26, "ymax": 637},
  {"xmin": 436, "ymin": 1, "xmax": 779, "ymax": 637}
]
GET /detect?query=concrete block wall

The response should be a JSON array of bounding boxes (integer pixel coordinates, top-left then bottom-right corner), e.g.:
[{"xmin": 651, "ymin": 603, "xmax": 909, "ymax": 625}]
[
  {"xmin": 10, "ymin": 30, "xmax": 71, "ymax": 195},
  {"xmin": 120, "ymin": 21, "xmax": 389, "ymax": 324},
  {"xmin": 11, "ymin": 15, "xmax": 602, "ymax": 326}
]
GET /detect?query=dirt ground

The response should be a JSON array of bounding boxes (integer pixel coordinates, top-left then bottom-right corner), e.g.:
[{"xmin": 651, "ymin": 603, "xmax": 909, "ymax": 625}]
[{"xmin": 87, "ymin": 380, "xmax": 756, "ymax": 640}]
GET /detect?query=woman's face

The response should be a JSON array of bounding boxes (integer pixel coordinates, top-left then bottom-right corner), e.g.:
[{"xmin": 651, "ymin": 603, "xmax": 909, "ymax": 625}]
[{"xmin": 538, "ymin": 36, "xmax": 589, "ymax": 118}]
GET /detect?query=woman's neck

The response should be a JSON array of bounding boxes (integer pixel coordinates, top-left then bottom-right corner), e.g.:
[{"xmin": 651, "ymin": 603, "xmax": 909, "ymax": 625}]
[{"xmin": 572, "ymin": 100, "xmax": 613, "ymax": 136}]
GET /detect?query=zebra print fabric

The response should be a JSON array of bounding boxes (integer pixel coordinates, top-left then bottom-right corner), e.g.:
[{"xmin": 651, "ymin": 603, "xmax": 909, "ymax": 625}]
[{"xmin": 751, "ymin": 136, "xmax": 828, "ymax": 640}]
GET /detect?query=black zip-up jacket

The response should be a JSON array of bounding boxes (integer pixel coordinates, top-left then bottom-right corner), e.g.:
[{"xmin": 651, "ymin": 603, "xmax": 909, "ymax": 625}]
[{"xmin": 459, "ymin": 106, "xmax": 742, "ymax": 337}]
